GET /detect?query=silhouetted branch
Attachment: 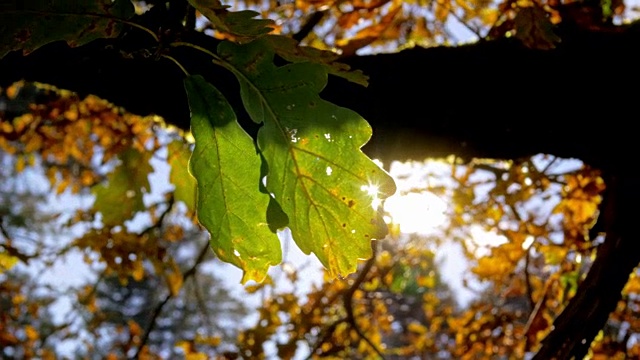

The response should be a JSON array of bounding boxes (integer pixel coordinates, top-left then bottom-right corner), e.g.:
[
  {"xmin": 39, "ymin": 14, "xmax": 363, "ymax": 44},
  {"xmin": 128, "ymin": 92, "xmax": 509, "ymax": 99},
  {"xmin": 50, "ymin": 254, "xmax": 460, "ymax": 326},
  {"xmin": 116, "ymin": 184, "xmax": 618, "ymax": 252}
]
[
  {"xmin": 533, "ymin": 172, "xmax": 640, "ymax": 359},
  {"xmin": 292, "ymin": 11, "xmax": 327, "ymax": 43}
]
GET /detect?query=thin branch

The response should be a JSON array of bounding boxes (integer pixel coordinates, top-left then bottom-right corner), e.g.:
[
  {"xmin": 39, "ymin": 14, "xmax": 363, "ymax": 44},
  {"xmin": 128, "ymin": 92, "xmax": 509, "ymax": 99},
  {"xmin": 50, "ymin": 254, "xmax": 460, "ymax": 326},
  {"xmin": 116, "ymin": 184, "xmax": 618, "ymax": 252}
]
[
  {"xmin": 447, "ymin": 9, "xmax": 483, "ymax": 40},
  {"xmin": 140, "ymin": 196, "xmax": 175, "ymax": 236},
  {"xmin": 523, "ymin": 245, "xmax": 535, "ymax": 313},
  {"xmin": 132, "ymin": 240, "xmax": 211, "ymax": 359},
  {"xmin": 0, "ymin": 217, "xmax": 34, "ymax": 263},
  {"xmin": 523, "ymin": 279, "xmax": 547, "ymax": 350},
  {"xmin": 292, "ymin": 11, "xmax": 327, "ymax": 43},
  {"xmin": 307, "ymin": 317, "xmax": 347, "ymax": 359},
  {"xmin": 343, "ymin": 244, "xmax": 385, "ymax": 359},
  {"xmin": 160, "ymin": 54, "xmax": 189, "ymax": 75}
]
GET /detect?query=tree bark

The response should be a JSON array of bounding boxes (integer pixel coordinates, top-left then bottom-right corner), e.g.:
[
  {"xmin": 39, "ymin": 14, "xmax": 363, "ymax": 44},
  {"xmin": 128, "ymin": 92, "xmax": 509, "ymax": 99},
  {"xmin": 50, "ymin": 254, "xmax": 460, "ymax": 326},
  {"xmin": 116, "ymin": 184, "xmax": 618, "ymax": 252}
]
[{"xmin": 533, "ymin": 172, "xmax": 640, "ymax": 359}]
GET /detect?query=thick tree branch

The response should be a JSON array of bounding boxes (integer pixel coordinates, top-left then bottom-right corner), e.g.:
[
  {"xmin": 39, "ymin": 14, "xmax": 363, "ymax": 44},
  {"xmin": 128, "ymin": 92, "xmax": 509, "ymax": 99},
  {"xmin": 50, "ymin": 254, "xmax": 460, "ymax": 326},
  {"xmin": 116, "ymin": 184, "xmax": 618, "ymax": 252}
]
[
  {"xmin": 533, "ymin": 172, "xmax": 640, "ymax": 359},
  {"xmin": 1, "ymin": 23, "xmax": 639, "ymax": 170}
]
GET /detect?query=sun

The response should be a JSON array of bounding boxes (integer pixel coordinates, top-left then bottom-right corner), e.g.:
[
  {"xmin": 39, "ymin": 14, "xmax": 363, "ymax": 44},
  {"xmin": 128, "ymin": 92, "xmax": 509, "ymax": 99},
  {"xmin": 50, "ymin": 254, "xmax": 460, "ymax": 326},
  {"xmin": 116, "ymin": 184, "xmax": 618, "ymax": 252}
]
[
  {"xmin": 375, "ymin": 160, "xmax": 452, "ymax": 234},
  {"xmin": 384, "ymin": 191, "xmax": 447, "ymax": 234}
]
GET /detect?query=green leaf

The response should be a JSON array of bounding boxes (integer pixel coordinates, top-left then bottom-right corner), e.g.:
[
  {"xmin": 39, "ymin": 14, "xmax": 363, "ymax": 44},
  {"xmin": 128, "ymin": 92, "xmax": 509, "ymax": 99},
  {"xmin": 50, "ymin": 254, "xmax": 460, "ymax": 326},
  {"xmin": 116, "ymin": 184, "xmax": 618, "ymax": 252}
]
[
  {"xmin": 265, "ymin": 35, "xmax": 369, "ymax": 87},
  {"xmin": 92, "ymin": 149, "xmax": 153, "ymax": 227},
  {"xmin": 187, "ymin": 0, "xmax": 273, "ymax": 41},
  {"xmin": 219, "ymin": 39, "xmax": 397, "ymax": 277},
  {"xmin": 167, "ymin": 140, "xmax": 197, "ymax": 212},
  {"xmin": 259, "ymin": 153, "xmax": 289, "ymax": 233},
  {"xmin": 0, "ymin": 0, "xmax": 134, "ymax": 59},
  {"xmin": 185, "ymin": 75, "xmax": 281, "ymax": 284}
]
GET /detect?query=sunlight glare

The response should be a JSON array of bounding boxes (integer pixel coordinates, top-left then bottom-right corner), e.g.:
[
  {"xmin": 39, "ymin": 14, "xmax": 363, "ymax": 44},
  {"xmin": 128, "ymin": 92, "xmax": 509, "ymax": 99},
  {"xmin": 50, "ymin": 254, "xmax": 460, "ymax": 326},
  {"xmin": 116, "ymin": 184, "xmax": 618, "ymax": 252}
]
[
  {"xmin": 468, "ymin": 226, "xmax": 509, "ymax": 256},
  {"xmin": 384, "ymin": 191, "xmax": 447, "ymax": 234},
  {"xmin": 361, "ymin": 183, "xmax": 382, "ymax": 209}
]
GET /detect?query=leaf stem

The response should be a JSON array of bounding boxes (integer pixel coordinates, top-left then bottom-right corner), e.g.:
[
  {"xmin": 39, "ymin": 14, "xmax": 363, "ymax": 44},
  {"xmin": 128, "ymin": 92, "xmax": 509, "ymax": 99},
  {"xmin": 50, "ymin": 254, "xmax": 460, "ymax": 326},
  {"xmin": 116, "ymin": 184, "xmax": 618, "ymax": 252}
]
[{"xmin": 160, "ymin": 54, "xmax": 190, "ymax": 76}]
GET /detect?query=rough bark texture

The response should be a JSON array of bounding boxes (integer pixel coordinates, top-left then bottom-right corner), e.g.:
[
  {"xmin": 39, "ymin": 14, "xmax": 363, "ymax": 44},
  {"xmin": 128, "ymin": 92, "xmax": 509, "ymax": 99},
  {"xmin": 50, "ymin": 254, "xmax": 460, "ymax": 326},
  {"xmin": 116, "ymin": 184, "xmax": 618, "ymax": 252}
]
[{"xmin": 1, "ymin": 13, "xmax": 639, "ymax": 359}]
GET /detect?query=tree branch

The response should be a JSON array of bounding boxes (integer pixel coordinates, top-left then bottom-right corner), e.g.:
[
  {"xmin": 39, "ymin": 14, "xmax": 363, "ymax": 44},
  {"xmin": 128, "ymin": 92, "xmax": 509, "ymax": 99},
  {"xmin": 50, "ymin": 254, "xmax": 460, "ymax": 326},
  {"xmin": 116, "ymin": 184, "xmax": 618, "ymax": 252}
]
[
  {"xmin": 532, "ymin": 172, "xmax": 640, "ymax": 359},
  {"xmin": 343, "ymin": 244, "xmax": 385, "ymax": 359},
  {"xmin": 292, "ymin": 10, "xmax": 327, "ymax": 43}
]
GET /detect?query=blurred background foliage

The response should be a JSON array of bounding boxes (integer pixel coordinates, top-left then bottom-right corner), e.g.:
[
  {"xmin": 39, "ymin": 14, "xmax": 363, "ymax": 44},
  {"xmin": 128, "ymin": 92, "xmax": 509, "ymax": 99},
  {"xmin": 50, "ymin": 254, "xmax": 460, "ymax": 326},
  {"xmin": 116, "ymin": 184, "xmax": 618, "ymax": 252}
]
[{"xmin": 1, "ymin": 79, "xmax": 638, "ymax": 359}]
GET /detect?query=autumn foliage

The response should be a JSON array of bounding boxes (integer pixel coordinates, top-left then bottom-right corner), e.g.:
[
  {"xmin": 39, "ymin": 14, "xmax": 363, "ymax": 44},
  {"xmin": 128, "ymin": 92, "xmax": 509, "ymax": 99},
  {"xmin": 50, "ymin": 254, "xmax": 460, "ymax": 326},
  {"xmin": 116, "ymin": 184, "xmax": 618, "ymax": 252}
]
[
  {"xmin": 2, "ymin": 0, "xmax": 640, "ymax": 359},
  {"xmin": 1, "ymin": 80, "xmax": 638, "ymax": 358}
]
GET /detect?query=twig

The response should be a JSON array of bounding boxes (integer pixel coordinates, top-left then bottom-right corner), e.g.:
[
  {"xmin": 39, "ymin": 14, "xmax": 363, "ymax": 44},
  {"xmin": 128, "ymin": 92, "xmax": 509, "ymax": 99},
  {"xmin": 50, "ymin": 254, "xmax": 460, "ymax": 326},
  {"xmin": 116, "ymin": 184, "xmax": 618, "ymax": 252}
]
[
  {"xmin": 523, "ymin": 245, "xmax": 534, "ymax": 312},
  {"xmin": 307, "ymin": 317, "xmax": 347, "ymax": 358},
  {"xmin": 160, "ymin": 54, "xmax": 190, "ymax": 75},
  {"xmin": 343, "ymin": 244, "xmax": 385, "ymax": 359},
  {"xmin": 139, "ymin": 197, "xmax": 175, "ymax": 236},
  {"xmin": 292, "ymin": 11, "xmax": 327, "ymax": 43},
  {"xmin": 438, "ymin": 1, "xmax": 483, "ymax": 40},
  {"xmin": 0, "ymin": 217, "xmax": 33, "ymax": 263}
]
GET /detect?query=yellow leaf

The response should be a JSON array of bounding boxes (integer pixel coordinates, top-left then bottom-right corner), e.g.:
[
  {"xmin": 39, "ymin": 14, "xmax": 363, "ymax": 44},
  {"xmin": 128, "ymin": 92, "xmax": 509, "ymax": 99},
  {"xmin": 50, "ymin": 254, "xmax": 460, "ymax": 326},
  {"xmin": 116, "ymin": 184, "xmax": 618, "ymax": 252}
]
[
  {"xmin": 0, "ymin": 252, "xmax": 19, "ymax": 273},
  {"xmin": 624, "ymin": 274, "xmax": 640, "ymax": 295},
  {"xmin": 186, "ymin": 354, "xmax": 208, "ymax": 360},
  {"xmin": 407, "ymin": 322, "xmax": 428, "ymax": 334},
  {"xmin": 132, "ymin": 260, "xmax": 145, "ymax": 281},
  {"xmin": 472, "ymin": 256, "xmax": 512, "ymax": 279},
  {"xmin": 166, "ymin": 271, "xmax": 183, "ymax": 296},
  {"xmin": 1, "ymin": 121, "xmax": 12, "ymax": 133},
  {"xmin": 195, "ymin": 334, "xmax": 222, "ymax": 346},
  {"xmin": 15, "ymin": 156, "xmax": 26, "ymax": 173},
  {"xmin": 25, "ymin": 325, "xmax": 38, "ymax": 341},
  {"xmin": 128, "ymin": 320, "xmax": 142, "ymax": 338},
  {"xmin": 417, "ymin": 275, "xmax": 436, "ymax": 288}
]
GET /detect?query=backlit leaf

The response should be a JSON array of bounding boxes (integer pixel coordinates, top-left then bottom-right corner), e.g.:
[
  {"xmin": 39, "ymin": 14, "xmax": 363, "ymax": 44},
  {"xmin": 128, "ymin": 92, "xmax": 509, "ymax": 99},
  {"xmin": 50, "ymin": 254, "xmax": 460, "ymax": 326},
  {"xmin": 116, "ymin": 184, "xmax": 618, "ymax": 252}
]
[
  {"xmin": 92, "ymin": 149, "xmax": 152, "ymax": 227},
  {"xmin": 219, "ymin": 39, "xmax": 396, "ymax": 277},
  {"xmin": 185, "ymin": 75, "xmax": 281, "ymax": 283},
  {"xmin": 264, "ymin": 35, "xmax": 369, "ymax": 86},
  {"xmin": 167, "ymin": 140, "xmax": 197, "ymax": 211},
  {"xmin": 188, "ymin": 0, "xmax": 274, "ymax": 40},
  {"xmin": 0, "ymin": 0, "xmax": 134, "ymax": 58}
]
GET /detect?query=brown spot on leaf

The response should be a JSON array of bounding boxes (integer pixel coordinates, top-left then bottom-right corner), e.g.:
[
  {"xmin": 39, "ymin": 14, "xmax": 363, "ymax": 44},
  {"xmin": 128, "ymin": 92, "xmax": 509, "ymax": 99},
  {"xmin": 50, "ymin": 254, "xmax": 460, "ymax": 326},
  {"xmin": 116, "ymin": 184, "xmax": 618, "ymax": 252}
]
[{"xmin": 348, "ymin": 199, "xmax": 356, "ymax": 208}]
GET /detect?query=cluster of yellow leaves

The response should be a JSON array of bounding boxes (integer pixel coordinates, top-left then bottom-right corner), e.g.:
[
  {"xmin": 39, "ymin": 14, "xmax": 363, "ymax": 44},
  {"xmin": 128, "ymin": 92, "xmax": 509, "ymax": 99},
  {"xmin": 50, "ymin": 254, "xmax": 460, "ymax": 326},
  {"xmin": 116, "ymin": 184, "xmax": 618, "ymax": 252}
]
[
  {"xmin": 74, "ymin": 225, "xmax": 185, "ymax": 296},
  {"xmin": 0, "ymin": 81, "xmax": 160, "ymax": 194},
  {"xmin": 211, "ymin": 0, "xmax": 499, "ymax": 52},
  {"xmin": 0, "ymin": 83, "xmax": 204, "ymax": 358},
  {"xmin": 554, "ymin": 167, "xmax": 605, "ymax": 245},
  {"xmin": 234, "ymin": 245, "xmax": 455, "ymax": 359},
  {"xmin": 176, "ymin": 336, "xmax": 222, "ymax": 360},
  {"xmin": 221, "ymin": 0, "xmax": 631, "ymax": 54}
]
